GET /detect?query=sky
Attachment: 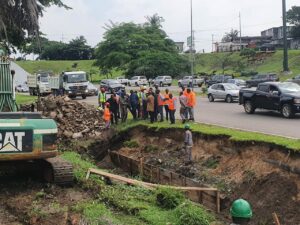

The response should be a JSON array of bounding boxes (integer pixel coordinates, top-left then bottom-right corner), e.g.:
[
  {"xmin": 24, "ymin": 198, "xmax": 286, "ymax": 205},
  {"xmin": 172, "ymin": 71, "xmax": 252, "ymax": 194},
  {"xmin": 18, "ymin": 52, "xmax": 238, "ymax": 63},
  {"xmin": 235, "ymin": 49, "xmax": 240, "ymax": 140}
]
[{"xmin": 39, "ymin": 0, "xmax": 299, "ymax": 52}]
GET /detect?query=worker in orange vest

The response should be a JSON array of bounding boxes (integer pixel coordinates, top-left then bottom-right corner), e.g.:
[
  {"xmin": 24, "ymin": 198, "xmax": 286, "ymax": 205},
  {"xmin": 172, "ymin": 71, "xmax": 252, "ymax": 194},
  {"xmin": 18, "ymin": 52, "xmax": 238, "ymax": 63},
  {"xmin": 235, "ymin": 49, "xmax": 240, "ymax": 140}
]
[
  {"xmin": 185, "ymin": 88, "xmax": 196, "ymax": 121},
  {"xmin": 164, "ymin": 89, "xmax": 170, "ymax": 121},
  {"xmin": 168, "ymin": 93, "xmax": 177, "ymax": 124},
  {"xmin": 156, "ymin": 89, "xmax": 165, "ymax": 122},
  {"xmin": 103, "ymin": 102, "xmax": 111, "ymax": 129}
]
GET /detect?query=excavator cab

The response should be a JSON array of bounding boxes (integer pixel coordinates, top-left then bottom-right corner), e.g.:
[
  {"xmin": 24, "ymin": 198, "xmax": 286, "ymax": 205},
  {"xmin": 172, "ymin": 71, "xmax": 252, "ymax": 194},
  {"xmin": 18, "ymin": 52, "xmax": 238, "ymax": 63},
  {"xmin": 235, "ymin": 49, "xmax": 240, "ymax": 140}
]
[{"xmin": 0, "ymin": 56, "xmax": 73, "ymax": 185}]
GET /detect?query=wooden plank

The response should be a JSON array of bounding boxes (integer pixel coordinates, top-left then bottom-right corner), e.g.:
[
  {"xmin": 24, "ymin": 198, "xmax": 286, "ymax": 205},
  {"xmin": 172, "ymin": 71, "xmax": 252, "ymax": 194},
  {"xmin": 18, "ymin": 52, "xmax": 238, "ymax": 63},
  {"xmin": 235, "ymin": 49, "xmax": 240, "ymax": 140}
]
[
  {"xmin": 272, "ymin": 213, "xmax": 281, "ymax": 225},
  {"xmin": 86, "ymin": 168, "xmax": 219, "ymax": 192}
]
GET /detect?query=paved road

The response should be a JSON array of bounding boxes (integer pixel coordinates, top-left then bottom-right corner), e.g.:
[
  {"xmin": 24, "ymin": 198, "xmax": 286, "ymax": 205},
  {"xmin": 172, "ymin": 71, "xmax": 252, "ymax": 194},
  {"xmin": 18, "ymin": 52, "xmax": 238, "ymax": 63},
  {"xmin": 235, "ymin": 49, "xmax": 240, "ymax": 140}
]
[{"xmin": 80, "ymin": 88, "xmax": 300, "ymax": 139}]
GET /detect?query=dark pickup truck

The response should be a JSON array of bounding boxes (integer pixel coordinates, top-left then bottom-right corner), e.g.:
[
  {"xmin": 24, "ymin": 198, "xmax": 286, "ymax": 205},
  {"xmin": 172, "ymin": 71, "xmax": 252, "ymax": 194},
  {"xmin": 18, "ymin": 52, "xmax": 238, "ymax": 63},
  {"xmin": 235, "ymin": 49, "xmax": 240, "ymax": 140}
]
[{"xmin": 239, "ymin": 82, "xmax": 300, "ymax": 118}]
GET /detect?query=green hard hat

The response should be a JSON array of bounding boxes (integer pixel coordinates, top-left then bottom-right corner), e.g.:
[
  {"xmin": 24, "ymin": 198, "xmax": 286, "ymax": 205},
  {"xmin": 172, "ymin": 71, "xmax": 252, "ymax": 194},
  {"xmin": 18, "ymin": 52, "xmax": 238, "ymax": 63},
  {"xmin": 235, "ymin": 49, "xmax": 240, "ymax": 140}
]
[
  {"xmin": 184, "ymin": 124, "xmax": 190, "ymax": 129},
  {"xmin": 230, "ymin": 199, "xmax": 253, "ymax": 219}
]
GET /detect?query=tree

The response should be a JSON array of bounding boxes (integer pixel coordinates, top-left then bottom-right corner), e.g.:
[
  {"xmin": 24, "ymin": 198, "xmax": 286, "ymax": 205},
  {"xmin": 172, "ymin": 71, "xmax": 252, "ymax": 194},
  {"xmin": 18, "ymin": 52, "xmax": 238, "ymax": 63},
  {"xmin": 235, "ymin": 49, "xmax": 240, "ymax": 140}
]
[
  {"xmin": 64, "ymin": 36, "xmax": 93, "ymax": 60},
  {"xmin": 145, "ymin": 14, "xmax": 165, "ymax": 28},
  {"xmin": 0, "ymin": 0, "xmax": 69, "ymax": 51},
  {"xmin": 212, "ymin": 53, "xmax": 235, "ymax": 73},
  {"xmin": 287, "ymin": 6, "xmax": 300, "ymax": 38},
  {"xmin": 94, "ymin": 17, "xmax": 188, "ymax": 78},
  {"xmin": 222, "ymin": 29, "xmax": 239, "ymax": 42},
  {"xmin": 240, "ymin": 48, "xmax": 256, "ymax": 63}
]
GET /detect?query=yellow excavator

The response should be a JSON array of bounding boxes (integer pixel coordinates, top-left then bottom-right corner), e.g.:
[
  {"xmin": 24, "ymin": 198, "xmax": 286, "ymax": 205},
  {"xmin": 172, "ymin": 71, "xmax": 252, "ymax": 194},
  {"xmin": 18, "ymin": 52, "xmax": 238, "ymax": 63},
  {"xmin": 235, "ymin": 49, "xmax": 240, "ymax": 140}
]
[{"xmin": 0, "ymin": 54, "xmax": 73, "ymax": 185}]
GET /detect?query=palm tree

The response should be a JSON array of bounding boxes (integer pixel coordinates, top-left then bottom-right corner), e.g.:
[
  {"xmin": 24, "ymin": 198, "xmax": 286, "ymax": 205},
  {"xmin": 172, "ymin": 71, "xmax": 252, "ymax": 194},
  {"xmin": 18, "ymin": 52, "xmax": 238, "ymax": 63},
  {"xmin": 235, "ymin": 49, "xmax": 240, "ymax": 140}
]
[
  {"xmin": 222, "ymin": 29, "xmax": 239, "ymax": 42},
  {"xmin": 145, "ymin": 14, "xmax": 165, "ymax": 28},
  {"xmin": 0, "ymin": 0, "xmax": 69, "ymax": 48}
]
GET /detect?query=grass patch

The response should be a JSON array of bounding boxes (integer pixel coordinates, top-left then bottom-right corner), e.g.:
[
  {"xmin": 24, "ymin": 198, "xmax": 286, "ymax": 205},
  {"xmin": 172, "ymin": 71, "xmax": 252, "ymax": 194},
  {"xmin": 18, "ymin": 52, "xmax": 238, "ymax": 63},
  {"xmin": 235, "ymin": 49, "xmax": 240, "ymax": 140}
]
[
  {"xmin": 15, "ymin": 94, "xmax": 37, "ymax": 105},
  {"xmin": 117, "ymin": 119, "xmax": 300, "ymax": 151},
  {"xmin": 156, "ymin": 187, "xmax": 185, "ymax": 209},
  {"xmin": 62, "ymin": 151, "xmax": 216, "ymax": 225},
  {"xmin": 123, "ymin": 140, "xmax": 139, "ymax": 148}
]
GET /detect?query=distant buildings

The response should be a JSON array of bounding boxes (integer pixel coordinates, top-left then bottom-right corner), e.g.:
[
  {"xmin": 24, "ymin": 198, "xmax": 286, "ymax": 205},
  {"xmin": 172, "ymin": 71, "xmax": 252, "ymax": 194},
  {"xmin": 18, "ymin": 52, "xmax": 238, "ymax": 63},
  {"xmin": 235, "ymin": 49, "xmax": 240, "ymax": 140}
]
[
  {"xmin": 215, "ymin": 26, "xmax": 300, "ymax": 52},
  {"xmin": 174, "ymin": 42, "xmax": 184, "ymax": 53}
]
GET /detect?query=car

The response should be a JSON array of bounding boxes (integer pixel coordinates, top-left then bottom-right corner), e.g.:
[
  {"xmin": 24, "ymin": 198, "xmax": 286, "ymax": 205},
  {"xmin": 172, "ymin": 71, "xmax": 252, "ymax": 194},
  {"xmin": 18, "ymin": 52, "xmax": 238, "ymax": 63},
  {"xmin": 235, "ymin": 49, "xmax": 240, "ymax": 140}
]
[
  {"xmin": 128, "ymin": 76, "xmax": 148, "ymax": 86},
  {"xmin": 100, "ymin": 79, "xmax": 125, "ymax": 93},
  {"xmin": 245, "ymin": 73, "xmax": 279, "ymax": 88},
  {"xmin": 207, "ymin": 83, "xmax": 240, "ymax": 103},
  {"xmin": 178, "ymin": 75, "xmax": 204, "ymax": 88},
  {"xmin": 239, "ymin": 82, "xmax": 300, "ymax": 118},
  {"xmin": 153, "ymin": 76, "xmax": 172, "ymax": 87},
  {"xmin": 116, "ymin": 76, "xmax": 129, "ymax": 86},
  {"xmin": 286, "ymin": 75, "xmax": 300, "ymax": 85},
  {"xmin": 206, "ymin": 75, "xmax": 234, "ymax": 87},
  {"xmin": 227, "ymin": 79, "xmax": 246, "ymax": 88},
  {"xmin": 15, "ymin": 84, "xmax": 29, "ymax": 92},
  {"xmin": 87, "ymin": 82, "xmax": 98, "ymax": 96}
]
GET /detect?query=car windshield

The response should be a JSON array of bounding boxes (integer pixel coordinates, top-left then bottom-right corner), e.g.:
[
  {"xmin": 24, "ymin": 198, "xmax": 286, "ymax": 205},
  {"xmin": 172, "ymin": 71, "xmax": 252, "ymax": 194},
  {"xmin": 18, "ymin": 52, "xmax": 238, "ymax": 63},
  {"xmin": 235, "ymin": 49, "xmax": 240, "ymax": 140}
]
[
  {"xmin": 131, "ymin": 76, "xmax": 138, "ymax": 80},
  {"xmin": 66, "ymin": 73, "xmax": 87, "ymax": 83},
  {"xmin": 109, "ymin": 80, "xmax": 121, "ymax": 84},
  {"xmin": 140, "ymin": 76, "xmax": 146, "ymax": 79},
  {"xmin": 40, "ymin": 76, "xmax": 49, "ymax": 83},
  {"xmin": 224, "ymin": 84, "xmax": 239, "ymax": 90},
  {"xmin": 278, "ymin": 83, "xmax": 300, "ymax": 93},
  {"xmin": 156, "ymin": 76, "xmax": 163, "ymax": 80}
]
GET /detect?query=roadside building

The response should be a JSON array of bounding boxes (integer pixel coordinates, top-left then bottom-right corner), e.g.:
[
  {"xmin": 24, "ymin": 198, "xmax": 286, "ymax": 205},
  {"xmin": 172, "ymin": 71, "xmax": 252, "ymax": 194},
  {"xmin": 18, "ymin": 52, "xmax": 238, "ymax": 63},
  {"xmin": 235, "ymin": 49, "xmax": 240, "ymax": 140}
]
[
  {"xmin": 174, "ymin": 42, "xmax": 185, "ymax": 53},
  {"xmin": 261, "ymin": 26, "xmax": 294, "ymax": 49}
]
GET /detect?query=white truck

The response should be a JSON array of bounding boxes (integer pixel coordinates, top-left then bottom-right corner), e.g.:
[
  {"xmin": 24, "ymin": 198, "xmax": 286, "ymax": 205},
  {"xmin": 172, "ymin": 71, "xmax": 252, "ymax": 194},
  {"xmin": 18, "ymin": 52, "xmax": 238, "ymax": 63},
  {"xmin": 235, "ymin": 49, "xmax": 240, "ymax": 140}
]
[
  {"xmin": 49, "ymin": 71, "xmax": 89, "ymax": 99},
  {"xmin": 27, "ymin": 71, "xmax": 52, "ymax": 96}
]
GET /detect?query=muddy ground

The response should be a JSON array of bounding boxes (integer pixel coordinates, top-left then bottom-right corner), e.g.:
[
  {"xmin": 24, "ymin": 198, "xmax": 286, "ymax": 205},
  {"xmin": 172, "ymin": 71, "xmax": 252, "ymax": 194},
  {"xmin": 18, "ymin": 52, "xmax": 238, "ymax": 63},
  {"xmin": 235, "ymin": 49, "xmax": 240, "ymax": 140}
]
[{"xmin": 105, "ymin": 126, "xmax": 300, "ymax": 225}]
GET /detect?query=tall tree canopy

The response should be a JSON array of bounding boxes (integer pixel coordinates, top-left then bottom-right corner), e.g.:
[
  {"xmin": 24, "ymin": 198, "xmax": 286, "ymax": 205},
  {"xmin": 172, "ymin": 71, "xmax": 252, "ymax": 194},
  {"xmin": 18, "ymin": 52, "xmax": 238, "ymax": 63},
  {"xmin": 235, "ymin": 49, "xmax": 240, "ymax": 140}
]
[
  {"xmin": 0, "ymin": 0, "xmax": 69, "ymax": 50},
  {"xmin": 94, "ymin": 15, "xmax": 189, "ymax": 78},
  {"xmin": 287, "ymin": 6, "xmax": 300, "ymax": 38},
  {"xmin": 222, "ymin": 29, "xmax": 239, "ymax": 42}
]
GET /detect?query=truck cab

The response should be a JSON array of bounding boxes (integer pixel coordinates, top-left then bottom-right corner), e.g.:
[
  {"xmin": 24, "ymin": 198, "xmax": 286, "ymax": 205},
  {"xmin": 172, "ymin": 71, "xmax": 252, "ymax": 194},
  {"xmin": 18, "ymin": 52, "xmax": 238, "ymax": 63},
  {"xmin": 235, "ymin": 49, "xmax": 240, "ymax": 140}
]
[{"xmin": 28, "ymin": 71, "xmax": 52, "ymax": 96}]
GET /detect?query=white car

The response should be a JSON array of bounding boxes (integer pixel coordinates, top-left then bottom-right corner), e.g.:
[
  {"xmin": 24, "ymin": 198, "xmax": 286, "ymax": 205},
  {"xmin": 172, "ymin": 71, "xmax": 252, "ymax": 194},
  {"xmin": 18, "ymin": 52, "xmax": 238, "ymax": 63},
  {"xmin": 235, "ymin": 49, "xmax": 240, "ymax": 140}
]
[
  {"xmin": 16, "ymin": 84, "xmax": 29, "ymax": 92},
  {"xmin": 128, "ymin": 76, "xmax": 148, "ymax": 86},
  {"xmin": 207, "ymin": 83, "xmax": 240, "ymax": 103},
  {"xmin": 116, "ymin": 76, "xmax": 129, "ymax": 85},
  {"xmin": 153, "ymin": 76, "xmax": 172, "ymax": 87}
]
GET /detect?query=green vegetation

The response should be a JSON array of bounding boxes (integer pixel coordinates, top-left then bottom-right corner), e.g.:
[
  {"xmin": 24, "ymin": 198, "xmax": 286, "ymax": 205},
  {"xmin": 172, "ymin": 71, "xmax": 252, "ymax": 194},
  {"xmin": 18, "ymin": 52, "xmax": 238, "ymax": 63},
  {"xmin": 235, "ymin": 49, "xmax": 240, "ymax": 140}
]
[
  {"xmin": 117, "ymin": 119, "xmax": 300, "ymax": 151},
  {"xmin": 156, "ymin": 187, "xmax": 185, "ymax": 209},
  {"xmin": 62, "ymin": 151, "xmax": 215, "ymax": 225},
  {"xmin": 15, "ymin": 94, "xmax": 37, "ymax": 105},
  {"xmin": 123, "ymin": 140, "xmax": 140, "ymax": 148}
]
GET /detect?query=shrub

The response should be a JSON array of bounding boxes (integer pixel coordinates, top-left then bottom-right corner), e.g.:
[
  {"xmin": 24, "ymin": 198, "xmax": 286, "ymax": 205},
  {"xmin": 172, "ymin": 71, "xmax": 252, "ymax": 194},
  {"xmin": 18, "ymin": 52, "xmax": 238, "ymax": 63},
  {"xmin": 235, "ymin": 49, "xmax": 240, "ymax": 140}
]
[
  {"xmin": 156, "ymin": 187, "xmax": 184, "ymax": 209},
  {"xmin": 175, "ymin": 201, "xmax": 214, "ymax": 225},
  {"xmin": 123, "ymin": 140, "xmax": 139, "ymax": 148}
]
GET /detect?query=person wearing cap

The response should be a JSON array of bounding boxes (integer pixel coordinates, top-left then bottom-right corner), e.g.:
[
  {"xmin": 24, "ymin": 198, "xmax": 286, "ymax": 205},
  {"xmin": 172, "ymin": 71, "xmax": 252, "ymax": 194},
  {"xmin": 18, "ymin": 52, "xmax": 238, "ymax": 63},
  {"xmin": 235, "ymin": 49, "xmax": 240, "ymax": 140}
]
[
  {"xmin": 98, "ymin": 87, "xmax": 107, "ymax": 108},
  {"xmin": 184, "ymin": 124, "xmax": 193, "ymax": 163},
  {"xmin": 230, "ymin": 199, "xmax": 252, "ymax": 225},
  {"xmin": 103, "ymin": 102, "xmax": 111, "ymax": 129}
]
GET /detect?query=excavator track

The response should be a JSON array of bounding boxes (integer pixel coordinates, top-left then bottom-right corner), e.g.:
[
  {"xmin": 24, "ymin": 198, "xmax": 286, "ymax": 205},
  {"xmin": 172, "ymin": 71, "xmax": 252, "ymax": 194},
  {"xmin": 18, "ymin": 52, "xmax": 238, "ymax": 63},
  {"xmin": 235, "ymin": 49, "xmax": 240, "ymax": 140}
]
[{"xmin": 43, "ymin": 156, "xmax": 74, "ymax": 186}]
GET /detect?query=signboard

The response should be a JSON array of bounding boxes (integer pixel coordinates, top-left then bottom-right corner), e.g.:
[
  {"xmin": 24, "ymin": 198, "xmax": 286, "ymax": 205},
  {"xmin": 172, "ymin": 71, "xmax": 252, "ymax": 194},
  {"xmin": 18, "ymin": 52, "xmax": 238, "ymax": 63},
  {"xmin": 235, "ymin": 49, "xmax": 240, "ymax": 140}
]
[
  {"xmin": 0, "ymin": 130, "xmax": 33, "ymax": 153},
  {"xmin": 187, "ymin": 36, "xmax": 192, "ymax": 47}
]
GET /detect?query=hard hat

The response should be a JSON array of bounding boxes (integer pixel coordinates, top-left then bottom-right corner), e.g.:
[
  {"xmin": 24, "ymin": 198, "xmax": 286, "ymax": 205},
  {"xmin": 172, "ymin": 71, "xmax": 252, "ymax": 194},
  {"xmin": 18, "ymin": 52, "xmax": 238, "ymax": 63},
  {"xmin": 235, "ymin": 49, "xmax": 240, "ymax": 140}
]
[
  {"xmin": 230, "ymin": 199, "xmax": 253, "ymax": 219},
  {"xmin": 184, "ymin": 124, "xmax": 190, "ymax": 129}
]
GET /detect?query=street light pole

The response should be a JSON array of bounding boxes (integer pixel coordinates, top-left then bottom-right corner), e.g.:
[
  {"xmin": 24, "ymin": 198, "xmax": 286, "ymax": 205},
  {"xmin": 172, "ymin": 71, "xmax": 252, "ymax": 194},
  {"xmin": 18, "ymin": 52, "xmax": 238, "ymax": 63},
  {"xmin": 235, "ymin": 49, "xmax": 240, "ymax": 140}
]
[
  {"xmin": 190, "ymin": 0, "xmax": 194, "ymax": 90},
  {"xmin": 282, "ymin": 0, "xmax": 289, "ymax": 72}
]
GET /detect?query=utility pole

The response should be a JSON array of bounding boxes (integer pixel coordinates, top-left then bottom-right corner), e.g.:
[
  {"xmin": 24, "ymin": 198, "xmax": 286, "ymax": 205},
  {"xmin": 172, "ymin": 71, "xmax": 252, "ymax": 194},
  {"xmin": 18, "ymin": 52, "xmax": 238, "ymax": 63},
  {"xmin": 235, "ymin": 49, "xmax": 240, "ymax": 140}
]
[
  {"xmin": 282, "ymin": 0, "xmax": 289, "ymax": 72},
  {"xmin": 212, "ymin": 34, "xmax": 214, "ymax": 53},
  {"xmin": 190, "ymin": 0, "xmax": 194, "ymax": 90},
  {"xmin": 239, "ymin": 12, "xmax": 242, "ymax": 50}
]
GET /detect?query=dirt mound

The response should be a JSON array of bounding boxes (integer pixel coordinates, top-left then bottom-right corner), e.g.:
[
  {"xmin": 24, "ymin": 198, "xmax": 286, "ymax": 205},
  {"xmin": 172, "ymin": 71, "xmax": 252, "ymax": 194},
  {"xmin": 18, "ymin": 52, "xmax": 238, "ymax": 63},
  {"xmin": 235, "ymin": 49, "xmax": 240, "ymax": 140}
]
[
  {"xmin": 232, "ymin": 172, "xmax": 300, "ymax": 225},
  {"xmin": 38, "ymin": 96, "xmax": 105, "ymax": 141}
]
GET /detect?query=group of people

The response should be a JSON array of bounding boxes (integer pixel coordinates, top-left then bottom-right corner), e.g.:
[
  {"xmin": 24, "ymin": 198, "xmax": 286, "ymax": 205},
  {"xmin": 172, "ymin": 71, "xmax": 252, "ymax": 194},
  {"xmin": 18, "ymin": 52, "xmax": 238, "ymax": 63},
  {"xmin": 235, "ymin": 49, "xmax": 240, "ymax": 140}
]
[{"xmin": 99, "ymin": 85, "xmax": 197, "ymax": 128}]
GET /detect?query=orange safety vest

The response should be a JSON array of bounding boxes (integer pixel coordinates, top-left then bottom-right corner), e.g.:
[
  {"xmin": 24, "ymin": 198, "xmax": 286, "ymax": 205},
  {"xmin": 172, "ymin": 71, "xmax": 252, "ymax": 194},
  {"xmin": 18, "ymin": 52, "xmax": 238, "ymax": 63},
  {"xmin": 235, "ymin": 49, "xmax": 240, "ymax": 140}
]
[
  {"xmin": 164, "ymin": 93, "xmax": 170, "ymax": 105},
  {"xmin": 103, "ymin": 107, "xmax": 111, "ymax": 121},
  {"xmin": 186, "ymin": 92, "xmax": 196, "ymax": 107},
  {"xmin": 168, "ymin": 98, "xmax": 176, "ymax": 110},
  {"xmin": 157, "ymin": 94, "xmax": 164, "ymax": 106}
]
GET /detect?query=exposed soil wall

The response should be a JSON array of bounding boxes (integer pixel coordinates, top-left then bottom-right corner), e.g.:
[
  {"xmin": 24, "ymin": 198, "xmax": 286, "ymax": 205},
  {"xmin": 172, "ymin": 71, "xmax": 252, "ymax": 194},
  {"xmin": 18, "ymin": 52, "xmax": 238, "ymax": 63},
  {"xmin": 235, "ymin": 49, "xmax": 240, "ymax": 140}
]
[{"xmin": 106, "ymin": 126, "xmax": 300, "ymax": 225}]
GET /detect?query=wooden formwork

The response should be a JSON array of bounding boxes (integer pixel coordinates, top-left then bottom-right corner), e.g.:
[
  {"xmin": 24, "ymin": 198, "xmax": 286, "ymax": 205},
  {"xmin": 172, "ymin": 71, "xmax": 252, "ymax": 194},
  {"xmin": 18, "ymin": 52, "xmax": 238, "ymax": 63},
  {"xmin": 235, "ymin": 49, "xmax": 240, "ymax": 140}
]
[{"xmin": 109, "ymin": 151, "xmax": 224, "ymax": 213}]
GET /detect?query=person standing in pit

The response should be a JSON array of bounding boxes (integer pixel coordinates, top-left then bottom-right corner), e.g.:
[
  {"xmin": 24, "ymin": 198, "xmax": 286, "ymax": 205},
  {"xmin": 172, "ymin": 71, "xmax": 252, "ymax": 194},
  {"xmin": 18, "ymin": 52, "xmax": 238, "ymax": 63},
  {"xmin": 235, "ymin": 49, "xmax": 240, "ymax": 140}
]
[
  {"xmin": 147, "ymin": 92, "xmax": 155, "ymax": 123},
  {"xmin": 107, "ymin": 94, "xmax": 118, "ymax": 125},
  {"xmin": 164, "ymin": 89, "xmax": 170, "ymax": 121},
  {"xmin": 179, "ymin": 91, "xmax": 188, "ymax": 123},
  {"xmin": 98, "ymin": 87, "xmax": 107, "ymax": 109},
  {"xmin": 184, "ymin": 124, "xmax": 193, "ymax": 163},
  {"xmin": 230, "ymin": 199, "xmax": 252, "ymax": 225},
  {"xmin": 103, "ymin": 102, "xmax": 111, "ymax": 129},
  {"xmin": 129, "ymin": 90, "xmax": 139, "ymax": 120},
  {"xmin": 168, "ymin": 93, "xmax": 177, "ymax": 124},
  {"xmin": 156, "ymin": 89, "xmax": 164, "ymax": 122}
]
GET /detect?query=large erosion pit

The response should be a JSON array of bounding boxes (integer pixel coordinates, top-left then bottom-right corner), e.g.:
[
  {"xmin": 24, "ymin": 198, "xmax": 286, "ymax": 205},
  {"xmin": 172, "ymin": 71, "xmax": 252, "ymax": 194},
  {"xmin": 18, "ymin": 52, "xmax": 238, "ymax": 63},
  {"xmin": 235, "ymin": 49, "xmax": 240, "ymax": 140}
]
[{"xmin": 89, "ymin": 126, "xmax": 300, "ymax": 225}]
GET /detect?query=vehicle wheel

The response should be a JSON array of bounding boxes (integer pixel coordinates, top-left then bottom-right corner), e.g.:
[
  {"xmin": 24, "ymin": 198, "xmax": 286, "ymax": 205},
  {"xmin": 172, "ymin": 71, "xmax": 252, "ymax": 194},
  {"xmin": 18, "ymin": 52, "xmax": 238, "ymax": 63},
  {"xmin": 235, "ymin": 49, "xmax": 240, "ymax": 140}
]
[
  {"xmin": 198, "ymin": 83, "xmax": 202, "ymax": 87},
  {"xmin": 135, "ymin": 82, "xmax": 138, "ymax": 87},
  {"xmin": 281, "ymin": 104, "xmax": 295, "ymax": 118},
  {"xmin": 82, "ymin": 95, "xmax": 87, "ymax": 99},
  {"xmin": 225, "ymin": 95, "xmax": 233, "ymax": 103},
  {"xmin": 244, "ymin": 101, "xmax": 255, "ymax": 114},
  {"xmin": 208, "ymin": 94, "xmax": 214, "ymax": 102}
]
